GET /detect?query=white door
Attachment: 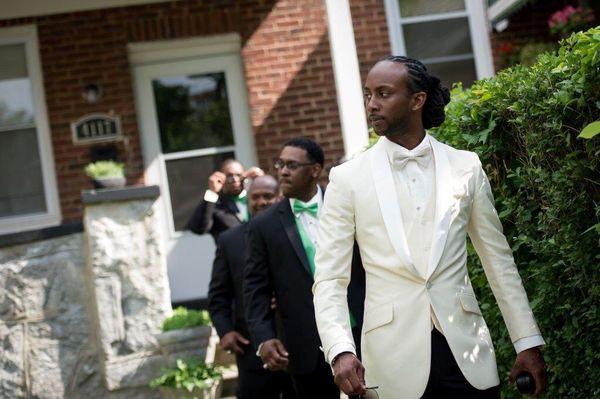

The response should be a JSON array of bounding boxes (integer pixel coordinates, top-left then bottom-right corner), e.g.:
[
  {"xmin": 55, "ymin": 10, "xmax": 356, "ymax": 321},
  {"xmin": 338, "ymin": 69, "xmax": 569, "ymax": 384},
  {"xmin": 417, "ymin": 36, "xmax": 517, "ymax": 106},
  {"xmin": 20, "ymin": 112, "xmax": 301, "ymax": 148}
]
[{"xmin": 133, "ymin": 52, "xmax": 256, "ymax": 303}]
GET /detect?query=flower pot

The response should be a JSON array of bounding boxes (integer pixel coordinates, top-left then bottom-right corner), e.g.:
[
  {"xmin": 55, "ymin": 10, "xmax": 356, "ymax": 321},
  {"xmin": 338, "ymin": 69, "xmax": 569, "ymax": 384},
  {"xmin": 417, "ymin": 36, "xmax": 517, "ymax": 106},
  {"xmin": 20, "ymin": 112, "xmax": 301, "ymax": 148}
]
[
  {"xmin": 156, "ymin": 325, "xmax": 213, "ymax": 359},
  {"xmin": 158, "ymin": 378, "xmax": 223, "ymax": 399},
  {"xmin": 92, "ymin": 177, "xmax": 126, "ymax": 189}
]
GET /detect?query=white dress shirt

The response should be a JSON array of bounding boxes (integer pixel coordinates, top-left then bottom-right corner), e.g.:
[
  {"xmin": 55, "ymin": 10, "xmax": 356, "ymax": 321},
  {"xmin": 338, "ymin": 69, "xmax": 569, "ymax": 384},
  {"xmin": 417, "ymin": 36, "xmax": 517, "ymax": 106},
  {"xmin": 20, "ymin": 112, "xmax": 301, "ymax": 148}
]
[{"xmin": 289, "ymin": 185, "xmax": 323, "ymax": 247}]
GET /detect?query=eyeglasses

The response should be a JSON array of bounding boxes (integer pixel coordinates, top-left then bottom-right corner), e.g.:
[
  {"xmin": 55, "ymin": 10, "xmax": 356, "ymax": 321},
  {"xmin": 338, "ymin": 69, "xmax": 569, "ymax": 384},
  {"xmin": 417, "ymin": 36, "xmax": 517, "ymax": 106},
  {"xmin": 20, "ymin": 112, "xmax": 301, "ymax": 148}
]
[
  {"xmin": 224, "ymin": 173, "xmax": 244, "ymax": 183},
  {"xmin": 359, "ymin": 386, "xmax": 379, "ymax": 399},
  {"xmin": 273, "ymin": 159, "xmax": 316, "ymax": 171}
]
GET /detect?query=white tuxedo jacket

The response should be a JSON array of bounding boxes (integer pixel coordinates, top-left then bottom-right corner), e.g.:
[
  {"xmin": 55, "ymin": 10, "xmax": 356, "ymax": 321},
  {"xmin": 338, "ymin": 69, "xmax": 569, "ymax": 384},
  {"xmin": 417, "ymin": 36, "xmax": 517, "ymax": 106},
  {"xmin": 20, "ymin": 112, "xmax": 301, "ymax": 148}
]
[{"xmin": 313, "ymin": 136, "xmax": 541, "ymax": 398}]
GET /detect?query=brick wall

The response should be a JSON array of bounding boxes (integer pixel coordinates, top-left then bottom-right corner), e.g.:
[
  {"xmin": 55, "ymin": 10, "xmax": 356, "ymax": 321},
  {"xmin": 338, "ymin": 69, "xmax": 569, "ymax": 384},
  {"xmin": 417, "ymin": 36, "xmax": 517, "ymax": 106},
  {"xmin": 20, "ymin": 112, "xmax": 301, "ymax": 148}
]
[
  {"xmin": 242, "ymin": 0, "xmax": 344, "ymax": 175},
  {"xmin": 0, "ymin": 0, "xmax": 344, "ymax": 224},
  {"xmin": 350, "ymin": 0, "xmax": 392, "ymax": 84}
]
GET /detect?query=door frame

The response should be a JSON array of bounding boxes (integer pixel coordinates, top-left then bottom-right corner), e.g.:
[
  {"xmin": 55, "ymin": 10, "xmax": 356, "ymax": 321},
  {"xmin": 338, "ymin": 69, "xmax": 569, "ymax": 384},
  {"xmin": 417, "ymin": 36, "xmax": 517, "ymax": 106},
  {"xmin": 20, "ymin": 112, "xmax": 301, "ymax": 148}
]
[
  {"xmin": 130, "ymin": 33, "xmax": 257, "ymax": 239},
  {"xmin": 129, "ymin": 34, "xmax": 257, "ymax": 302}
]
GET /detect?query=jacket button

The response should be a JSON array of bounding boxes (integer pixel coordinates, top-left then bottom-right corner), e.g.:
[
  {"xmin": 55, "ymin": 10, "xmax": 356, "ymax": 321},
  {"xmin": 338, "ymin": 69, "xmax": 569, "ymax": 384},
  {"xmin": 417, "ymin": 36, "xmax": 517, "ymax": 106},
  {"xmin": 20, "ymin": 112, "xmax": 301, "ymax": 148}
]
[{"xmin": 426, "ymin": 282, "xmax": 432, "ymax": 289}]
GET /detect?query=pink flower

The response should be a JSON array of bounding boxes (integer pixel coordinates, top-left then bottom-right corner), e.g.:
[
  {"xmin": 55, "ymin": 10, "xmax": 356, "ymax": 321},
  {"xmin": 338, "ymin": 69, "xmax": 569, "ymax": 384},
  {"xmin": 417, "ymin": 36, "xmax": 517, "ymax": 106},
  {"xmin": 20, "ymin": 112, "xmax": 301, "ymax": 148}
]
[{"xmin": 547, "ymin": 4, "xmax": 596, "ymax": 33}]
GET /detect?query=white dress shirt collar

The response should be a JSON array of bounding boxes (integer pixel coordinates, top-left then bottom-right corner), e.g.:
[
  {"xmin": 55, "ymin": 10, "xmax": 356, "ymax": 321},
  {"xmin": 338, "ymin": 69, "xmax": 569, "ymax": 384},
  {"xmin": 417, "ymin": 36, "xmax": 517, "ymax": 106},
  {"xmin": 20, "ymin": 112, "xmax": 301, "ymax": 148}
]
[
  {"xmin": 289, "ymin": 185, "xmax": 323, "ymax": 216},
  {"xmin": 382, "ymin": 133, "xmax": 431, "ymax": 166}
]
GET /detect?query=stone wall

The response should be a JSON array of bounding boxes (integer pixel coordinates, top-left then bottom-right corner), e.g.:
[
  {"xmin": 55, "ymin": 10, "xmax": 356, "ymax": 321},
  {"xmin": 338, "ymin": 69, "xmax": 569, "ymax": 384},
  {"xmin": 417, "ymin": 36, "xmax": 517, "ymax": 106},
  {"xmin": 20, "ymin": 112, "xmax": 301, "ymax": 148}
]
[
  {"xmin": 0, "ymin": 233, "xmax": 103, "ymax": 398},
  {"xmin": 0, "ymin": 187, "xmax": 181, "ymax": 398}
]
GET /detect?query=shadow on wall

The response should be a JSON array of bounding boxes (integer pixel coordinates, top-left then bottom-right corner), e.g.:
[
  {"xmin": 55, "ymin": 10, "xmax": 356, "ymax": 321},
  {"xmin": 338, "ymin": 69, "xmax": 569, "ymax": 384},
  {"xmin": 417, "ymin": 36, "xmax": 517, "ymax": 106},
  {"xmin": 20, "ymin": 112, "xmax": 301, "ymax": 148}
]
[{"xmin": 252, "ymin": 31, "xmax": 345, "ymax": 177}]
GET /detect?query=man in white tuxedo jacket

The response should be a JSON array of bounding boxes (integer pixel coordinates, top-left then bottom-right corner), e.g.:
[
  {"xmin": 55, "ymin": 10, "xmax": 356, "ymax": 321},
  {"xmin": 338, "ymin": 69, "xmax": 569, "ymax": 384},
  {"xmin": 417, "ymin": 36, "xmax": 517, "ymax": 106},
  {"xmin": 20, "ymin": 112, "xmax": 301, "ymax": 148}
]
[{"xmin": 313, "ymin": 56, "xmax": 547, "ymax": 398}]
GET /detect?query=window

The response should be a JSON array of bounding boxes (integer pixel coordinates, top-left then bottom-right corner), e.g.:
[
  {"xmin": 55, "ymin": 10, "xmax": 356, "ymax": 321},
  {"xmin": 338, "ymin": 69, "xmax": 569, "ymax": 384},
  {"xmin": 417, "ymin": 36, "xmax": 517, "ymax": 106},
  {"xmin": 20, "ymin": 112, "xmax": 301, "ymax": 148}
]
[
  {"xmin": 0, "ymin": 25, "xmax": 60, "ymax": 234},
  {"xmin": 384, "ymin": 0, "xmax": 494, "ymax": 88}
]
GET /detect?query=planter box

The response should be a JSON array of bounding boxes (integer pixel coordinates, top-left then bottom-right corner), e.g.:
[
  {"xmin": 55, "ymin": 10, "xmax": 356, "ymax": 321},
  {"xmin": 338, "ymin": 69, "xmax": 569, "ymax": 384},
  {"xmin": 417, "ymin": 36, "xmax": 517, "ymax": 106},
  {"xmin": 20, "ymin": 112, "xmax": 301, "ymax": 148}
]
[
  {"xmin": 156, "ymin": 325, "xmax": 213, "ymax": 360},
  {"xmin": 158, "ymin": 379, "xmax": 223, "ymax": 399},
  {"xmin": 92, "ymin": 177, "xmax": 126, "ymax": 189}
]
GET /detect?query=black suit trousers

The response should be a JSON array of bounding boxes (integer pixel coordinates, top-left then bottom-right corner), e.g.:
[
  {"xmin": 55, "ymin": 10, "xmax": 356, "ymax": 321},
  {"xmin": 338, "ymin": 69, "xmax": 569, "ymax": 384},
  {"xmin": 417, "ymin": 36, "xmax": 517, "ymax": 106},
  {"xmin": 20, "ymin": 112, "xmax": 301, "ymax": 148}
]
[
  {"xmin": 290, "ymin": 356, "xmax": 339, "ymax": 399},
  {"xmin": 421, "ymin": 329, "xmax": 500, "ymax": 399},
  {"xmin": 237, "ymin": 366, "xmax": 296, "ymax": 399}
]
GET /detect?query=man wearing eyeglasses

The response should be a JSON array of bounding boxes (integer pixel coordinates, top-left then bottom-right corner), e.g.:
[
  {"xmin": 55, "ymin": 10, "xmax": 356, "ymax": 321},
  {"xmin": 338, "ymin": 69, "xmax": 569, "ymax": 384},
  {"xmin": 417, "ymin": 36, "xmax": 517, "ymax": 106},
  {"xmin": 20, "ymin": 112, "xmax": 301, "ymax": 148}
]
[
  {"xmin": 243, "ymin": 137, "xmax": 365, "ymax": 399},
  {"xmin": 187, "ymin": 159, "xmax": 264, "ymax": 242}
]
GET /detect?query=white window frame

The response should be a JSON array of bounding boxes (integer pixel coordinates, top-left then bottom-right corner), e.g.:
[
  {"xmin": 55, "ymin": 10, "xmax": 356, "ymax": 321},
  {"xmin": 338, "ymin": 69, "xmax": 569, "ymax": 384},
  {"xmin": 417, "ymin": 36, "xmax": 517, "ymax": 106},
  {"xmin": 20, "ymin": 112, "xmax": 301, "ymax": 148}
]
[
  {"xmin": 383, "ymin": 0, "xmax": 495, "ymax": 80},
  {"xmin": 0, "ymin": 25, "xmax": 61, "ymax": 235}
]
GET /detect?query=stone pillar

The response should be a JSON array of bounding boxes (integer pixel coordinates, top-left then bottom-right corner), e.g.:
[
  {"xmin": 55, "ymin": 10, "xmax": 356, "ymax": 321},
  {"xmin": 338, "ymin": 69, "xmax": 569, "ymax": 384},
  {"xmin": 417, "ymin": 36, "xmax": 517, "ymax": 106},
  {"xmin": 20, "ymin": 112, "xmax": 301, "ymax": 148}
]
[{"xmin": 82, "ymin": 185, "xmax": 171, "ymax": 391}]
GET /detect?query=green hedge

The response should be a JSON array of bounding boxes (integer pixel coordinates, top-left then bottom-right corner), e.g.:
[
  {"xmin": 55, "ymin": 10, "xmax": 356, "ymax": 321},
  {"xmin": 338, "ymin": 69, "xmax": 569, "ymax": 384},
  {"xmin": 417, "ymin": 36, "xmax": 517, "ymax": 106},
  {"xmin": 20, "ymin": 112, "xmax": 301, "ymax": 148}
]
[{"xmin": 432, "ymin": 28, "xmax": 600, "ymax": 398}]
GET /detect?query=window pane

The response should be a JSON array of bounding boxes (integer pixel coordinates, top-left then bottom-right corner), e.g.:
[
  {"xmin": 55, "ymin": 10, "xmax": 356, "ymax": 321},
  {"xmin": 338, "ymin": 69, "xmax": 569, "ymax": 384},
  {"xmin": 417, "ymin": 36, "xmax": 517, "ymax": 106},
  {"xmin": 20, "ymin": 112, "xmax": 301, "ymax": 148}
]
[
  {"xmin": 0, "ymin": 78, "xmax": 35, "ymax": 128},
  {"xmin": 153, "ymin": 73, "xmax": 234, "ymax": 154},
  {"xmin": 0, "ymin": 128, "xmax": 46, "ymax": 218},
  {"xmin": 165, "ymin": 152, "xmax": 235, "ymax": 231},
  {"xmin": 0, "ymin": 44, "xmax": 28, "ymax": 80},
  {"xmin": 403, "ymin": 17, "xmax": 473, "ymax": 60},
  {"xmin": 426, "ymin": 58, "xmax": 477, "ymax": 88},
  {"xmin": 399, "ymin": 0, "xmax": 465, "ymax": 17}
]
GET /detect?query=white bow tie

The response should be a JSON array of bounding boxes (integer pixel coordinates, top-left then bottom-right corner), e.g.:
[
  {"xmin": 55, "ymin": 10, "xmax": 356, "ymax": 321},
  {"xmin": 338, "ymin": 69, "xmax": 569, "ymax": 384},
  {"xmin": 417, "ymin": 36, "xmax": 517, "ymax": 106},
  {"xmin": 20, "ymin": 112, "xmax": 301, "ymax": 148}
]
[{"xmin": 392, "ymin": 146, "xmax": 432, "ymax": 169}]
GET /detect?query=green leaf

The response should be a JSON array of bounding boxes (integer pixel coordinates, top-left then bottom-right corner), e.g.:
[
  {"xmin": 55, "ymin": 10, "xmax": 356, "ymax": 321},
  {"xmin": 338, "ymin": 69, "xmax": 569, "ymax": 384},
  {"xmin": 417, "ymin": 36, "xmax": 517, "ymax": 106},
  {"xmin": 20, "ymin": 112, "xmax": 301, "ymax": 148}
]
[{"xmin": 578, "ymin": 121, "xmax": 600, "ymax": 139}]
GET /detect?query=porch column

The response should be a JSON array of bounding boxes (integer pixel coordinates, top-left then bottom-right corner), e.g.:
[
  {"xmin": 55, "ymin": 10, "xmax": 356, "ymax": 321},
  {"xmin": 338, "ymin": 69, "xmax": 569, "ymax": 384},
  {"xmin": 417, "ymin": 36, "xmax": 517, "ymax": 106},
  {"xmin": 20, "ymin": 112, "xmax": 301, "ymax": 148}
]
[{"xmin": 324, "ymin": 0, "xmax": 369, "ymax": 157}]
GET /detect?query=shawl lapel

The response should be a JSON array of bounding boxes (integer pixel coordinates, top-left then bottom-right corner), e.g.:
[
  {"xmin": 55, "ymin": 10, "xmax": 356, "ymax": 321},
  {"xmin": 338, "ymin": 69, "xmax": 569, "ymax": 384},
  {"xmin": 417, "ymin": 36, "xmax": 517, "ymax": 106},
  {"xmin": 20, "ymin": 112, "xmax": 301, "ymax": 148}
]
[{"xmin": 278, "ymin": 200, "xmax": 312, "ymax": 276}]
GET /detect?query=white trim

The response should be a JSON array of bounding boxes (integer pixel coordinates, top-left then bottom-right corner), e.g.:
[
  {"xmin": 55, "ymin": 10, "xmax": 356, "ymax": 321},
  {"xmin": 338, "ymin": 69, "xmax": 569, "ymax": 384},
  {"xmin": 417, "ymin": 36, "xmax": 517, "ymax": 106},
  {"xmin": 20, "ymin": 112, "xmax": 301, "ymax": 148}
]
[
  {"xmin": 162, "ymin": 146, "xmax": 236, "ymax": 161},
  {"xmin": 421, "ymin": 53, "xmax": 475, "ymax": 65},
  {"xmin": 0, "ymin": 25, "xmax": 61, "ymax": 235},
  {"xmin": 466, "ymin": 0, "xmax": 495, "ymax": 78},
  {"xmin": 384, "ymin": 0, "xmax": 406, "ymax": 56},
  {"xmin": 487, "ymin": 0, "xmax": 526, "ymax": 22},
  {"xmin": 383, "ymin": 0, "xmax": 495, "ymax": 80},
  {"xmin": 128, "ymin": 34, "xmax": 242, "ymax": 66},
  {"xmin": 0, "ymin": 123, "xmax": 36, "ymax": 132},
  {"xmin": 399, "ymin": 10, "xmax": 469, "ymax": 25},
  {"xmin": 324, "ymin": 0, "xmax": 369, "ymax": 158},
  {"xmin": 0, "ymin": 0, "xmax": 171, "ymax": 20}
]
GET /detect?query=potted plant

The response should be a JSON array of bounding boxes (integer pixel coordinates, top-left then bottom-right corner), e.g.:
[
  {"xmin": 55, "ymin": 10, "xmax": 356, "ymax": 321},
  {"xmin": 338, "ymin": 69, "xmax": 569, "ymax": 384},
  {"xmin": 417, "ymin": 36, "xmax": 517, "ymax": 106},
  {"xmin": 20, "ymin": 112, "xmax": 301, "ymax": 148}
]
[
  {"xmin": 84, "ymin": 160, "xmax": 126, "ymax": 189},
  {"xmin": 156, "ymin": 307, "xmax": 213, "ymax": 358},
  {"xmin": 150, "ymin": 358, "xmax": 223, "ymax": 399}
]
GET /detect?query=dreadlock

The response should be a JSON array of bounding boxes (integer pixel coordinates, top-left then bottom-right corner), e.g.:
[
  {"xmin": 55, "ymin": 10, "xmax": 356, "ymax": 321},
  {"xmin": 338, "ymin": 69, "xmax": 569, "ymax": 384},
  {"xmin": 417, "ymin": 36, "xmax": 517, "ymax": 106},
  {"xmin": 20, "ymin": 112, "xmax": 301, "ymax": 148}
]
[{"xmin": 379, "ymin": 55, "xmax": 451, "ymax": 129}]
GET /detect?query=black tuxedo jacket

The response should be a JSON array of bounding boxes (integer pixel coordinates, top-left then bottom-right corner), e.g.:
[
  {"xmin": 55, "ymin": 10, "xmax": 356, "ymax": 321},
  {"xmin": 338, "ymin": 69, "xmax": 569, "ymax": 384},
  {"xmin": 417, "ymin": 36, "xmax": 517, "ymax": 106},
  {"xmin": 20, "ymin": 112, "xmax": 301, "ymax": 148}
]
[
  {"xmin": 187, "ymin": 194, "xmax": 242, "ymax": 242},
  {"xmin": 243, "ymin": 198, "xmax": 365, "ymax": 375},
  {"xmin": 207, "ymin": 223, "xmax": 264, "ymax": 371}
]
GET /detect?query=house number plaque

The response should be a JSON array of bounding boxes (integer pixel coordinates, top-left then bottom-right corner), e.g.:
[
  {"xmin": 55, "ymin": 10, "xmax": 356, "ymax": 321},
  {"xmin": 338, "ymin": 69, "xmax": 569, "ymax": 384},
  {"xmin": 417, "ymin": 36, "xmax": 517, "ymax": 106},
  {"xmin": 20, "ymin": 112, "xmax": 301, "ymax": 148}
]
[{"xmin": 71, "ymin": 113, "xmax": 122, "ymax": 144}]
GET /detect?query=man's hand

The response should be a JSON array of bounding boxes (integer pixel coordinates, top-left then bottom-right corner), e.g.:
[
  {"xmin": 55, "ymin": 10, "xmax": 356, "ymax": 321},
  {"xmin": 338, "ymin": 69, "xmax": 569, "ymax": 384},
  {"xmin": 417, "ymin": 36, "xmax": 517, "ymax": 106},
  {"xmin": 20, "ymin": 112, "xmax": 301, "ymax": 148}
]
[
  {"xmin": 208, "ymin": 171, "xmax": 226, "ymax": 193},
  {"xmin": 333, "ymin": 352, "xmax": 366, "ymax": 396},
  {"xmin": 244, "ymin": 166, "xmax": 264, "ymax": 180},
  {"xmin": 219, "ymin": 331, "xmax": 250, "ymax": 355},
  {"xmin": 259, "ymin": 339, "xmax": 289, "ymax": 371},
  {"xmin": 509, "ymin": 346, "xmax": 547, "ymax": 397}
]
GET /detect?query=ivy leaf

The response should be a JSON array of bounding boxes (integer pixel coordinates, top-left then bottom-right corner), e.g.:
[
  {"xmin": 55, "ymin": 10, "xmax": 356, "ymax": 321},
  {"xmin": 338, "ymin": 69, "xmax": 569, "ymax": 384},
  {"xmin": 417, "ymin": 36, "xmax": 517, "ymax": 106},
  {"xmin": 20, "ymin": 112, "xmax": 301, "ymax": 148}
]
[{"xmin": 578, "ymin": 121, "xmax": 600, "ymax": 139}]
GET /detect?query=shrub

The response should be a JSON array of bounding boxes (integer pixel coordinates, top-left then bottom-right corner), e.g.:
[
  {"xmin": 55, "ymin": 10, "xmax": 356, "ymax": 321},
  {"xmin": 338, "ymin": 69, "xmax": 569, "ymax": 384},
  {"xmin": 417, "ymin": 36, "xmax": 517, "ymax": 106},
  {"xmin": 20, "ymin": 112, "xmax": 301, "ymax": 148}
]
[
  {"xmin": 432, "ymin": 28, "xmax": 600, "ymax": 398},
  {"xmin": 150, "ymin": 358, "xmax": 222, "ymax": 392},
  {"xmin": 518, "ymin": 42, "xmax": 556, "ymax": 66},
  {"xmin": 84, "ymin": 160, "xmax": 124, "ymax": 179},
  {"xmin": 161, "ymin": 307, "xmax": 212, "ymax": 332}
]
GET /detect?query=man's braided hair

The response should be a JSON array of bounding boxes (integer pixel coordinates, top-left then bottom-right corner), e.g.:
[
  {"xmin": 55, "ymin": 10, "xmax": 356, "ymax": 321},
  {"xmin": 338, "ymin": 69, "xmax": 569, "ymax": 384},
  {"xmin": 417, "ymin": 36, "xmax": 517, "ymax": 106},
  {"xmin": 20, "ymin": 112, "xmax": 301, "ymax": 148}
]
[{"xmin": 380, "ymin": 55, "xmax": 451, "ymax": 129}]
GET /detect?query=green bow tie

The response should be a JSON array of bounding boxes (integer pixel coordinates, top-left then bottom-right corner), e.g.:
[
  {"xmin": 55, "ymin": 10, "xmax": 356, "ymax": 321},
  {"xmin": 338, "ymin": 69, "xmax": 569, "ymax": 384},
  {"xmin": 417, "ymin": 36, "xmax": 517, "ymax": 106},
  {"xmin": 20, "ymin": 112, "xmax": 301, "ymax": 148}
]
[
  {"xmin": 293, "ymin": 200, "xmax": 318, "ymax": 218},
  {"xmin": 235, "ymin": 193, "xmax": 247, "ymax": 205}
]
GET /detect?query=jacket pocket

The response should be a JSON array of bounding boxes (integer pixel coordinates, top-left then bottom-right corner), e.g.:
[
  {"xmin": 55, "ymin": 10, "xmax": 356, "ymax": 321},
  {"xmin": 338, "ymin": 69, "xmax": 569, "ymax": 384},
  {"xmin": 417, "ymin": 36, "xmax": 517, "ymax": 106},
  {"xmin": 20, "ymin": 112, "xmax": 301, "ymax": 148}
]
[
  {"xmin": 458, "ymin": 292, "xmax": 482, "ymax": 315},
  {"xmin": 363, "ymin": 302, "xmax": 393, "ymax": 334}
]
